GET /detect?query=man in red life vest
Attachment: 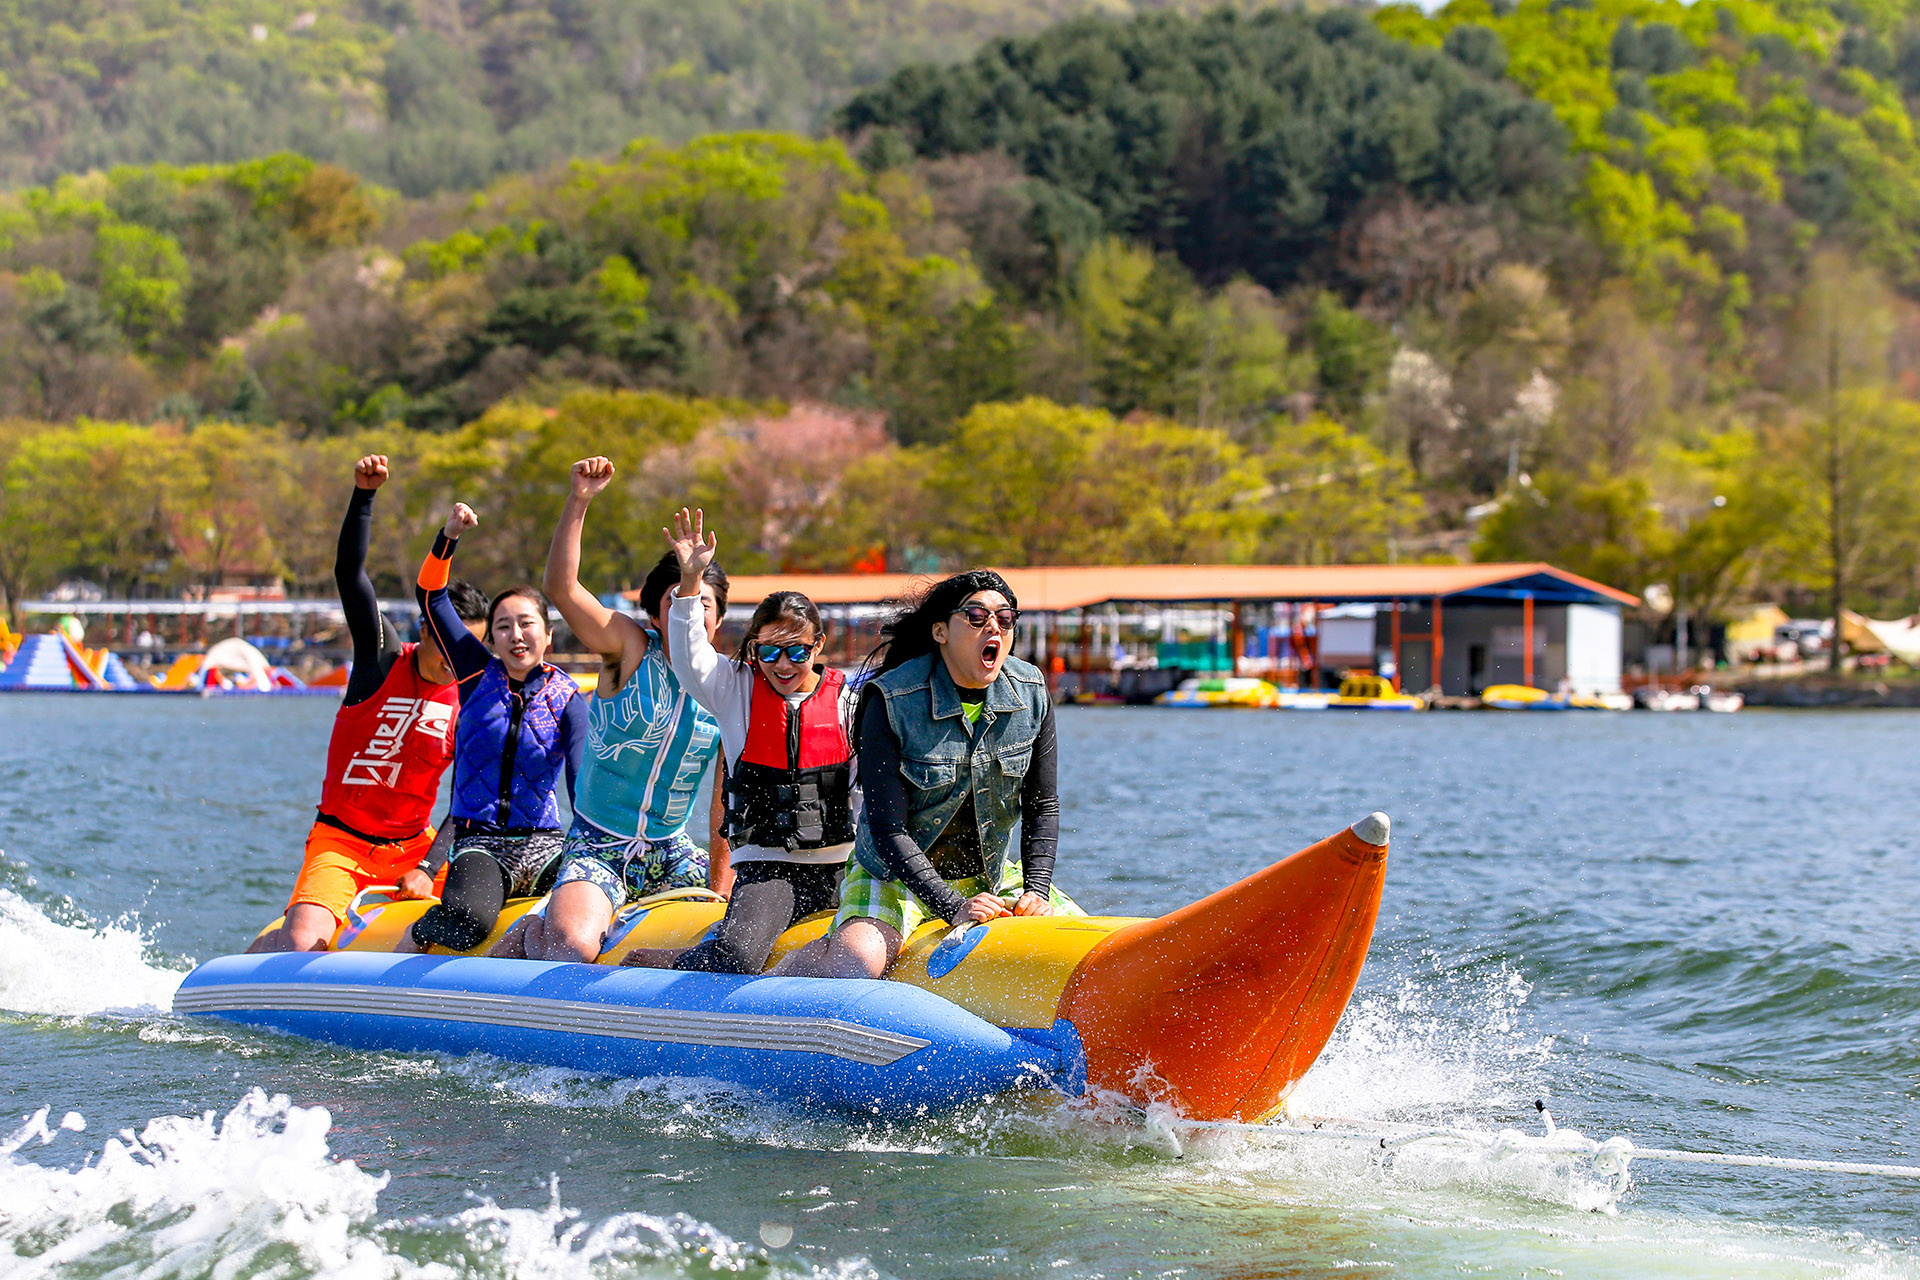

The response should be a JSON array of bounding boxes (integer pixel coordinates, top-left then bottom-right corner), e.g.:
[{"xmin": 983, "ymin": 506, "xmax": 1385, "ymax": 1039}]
[{"xmin": 248, "ymin": 455, "xmax": 487, "ymax": 952}]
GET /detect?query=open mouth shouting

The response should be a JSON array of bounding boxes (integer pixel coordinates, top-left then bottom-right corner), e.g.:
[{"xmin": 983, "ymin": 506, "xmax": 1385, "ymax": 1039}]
[{"xmin": 940, "ymin": 591, "xmax": 1017, "ymax": 689}]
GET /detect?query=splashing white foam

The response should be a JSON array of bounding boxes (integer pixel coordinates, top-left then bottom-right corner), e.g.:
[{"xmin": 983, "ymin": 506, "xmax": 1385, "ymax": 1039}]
[
  {"xmin": 0, "ymin": 888, "xmax": 185, "ymax": 1017},
  {"xmin": 1288, "ymin": 960, "xmax": 1555, "ymax": 1126},
  {"xmin": 1009, "ymin": 960, "xmax": 1627, "ymax": 1212},
  {"xmin": 1190, "ymin": 960, "xmax": 1620, "ymax": 1208},
  {"xmin": 0, "ymin": 1090, "xmax": 391, "ymax": 1278},
  {"xmin": 0, "ymin": 1091, "xmax": 879, "ymax": 1279}
]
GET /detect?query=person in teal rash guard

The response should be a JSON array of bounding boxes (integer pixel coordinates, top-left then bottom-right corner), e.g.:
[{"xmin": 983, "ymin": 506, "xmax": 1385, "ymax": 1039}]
[{"xmin": 493, "ymin": 456, "xmax": 731, "ymax": 963}]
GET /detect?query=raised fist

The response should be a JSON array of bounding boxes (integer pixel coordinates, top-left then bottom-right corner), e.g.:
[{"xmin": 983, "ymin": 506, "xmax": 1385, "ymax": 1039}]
[
  {"xmin": 571, "ymin": 456, "xmax": 615, "ymax": 500},
  {"xmin": 443, "ymin": 502, "xmax": 479, "ymax": 539},
  {"xmin": 354, "ymin": 455, "xmax": 390, "ymax": 490}
]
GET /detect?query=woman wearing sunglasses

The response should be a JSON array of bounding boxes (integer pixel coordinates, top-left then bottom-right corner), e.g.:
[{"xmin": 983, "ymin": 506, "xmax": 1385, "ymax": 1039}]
[
  {"xmin": 620, "ymin": 508, "xmax": 859, "ymax": 974},
  {"xmin": 777, "ymin": 569, "xmax": 1081, "ymax": 981}
]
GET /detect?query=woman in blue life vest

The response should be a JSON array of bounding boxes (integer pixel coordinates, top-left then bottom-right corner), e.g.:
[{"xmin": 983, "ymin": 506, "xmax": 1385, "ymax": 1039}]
[
  {"xmin": 498, "ymin": 457, "xmax": 729, "ymax": 964},
  {"xmin": 620, "ymin": 508, "xmax": 858, "ymax": 975},
  {"xmin": 776, "ymin": 570, "xmax": 1081, "ymax": 980},
  {"xmin": 398, "ymin": 502, "xmax": 587, "ymax": 953}
]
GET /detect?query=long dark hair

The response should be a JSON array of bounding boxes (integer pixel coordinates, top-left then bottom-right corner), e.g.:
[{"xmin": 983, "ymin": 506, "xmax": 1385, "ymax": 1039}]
[
  {"xmin": 735, "ymin": 590, "xmax": 824, "ymax": 664},
  {"xmin": 855, "ymin": 569, "xmax": 1017, "ymax": 720}
]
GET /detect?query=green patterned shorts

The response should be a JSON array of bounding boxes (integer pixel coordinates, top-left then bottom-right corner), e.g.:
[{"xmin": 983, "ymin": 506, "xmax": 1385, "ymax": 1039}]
[
  {"xmin": 552, "ymin": 818, "xmax": 708, "ymax": 909},
  {"xmin": 833, "ymin": 856, "xmax": 1083, "ymax": 940}
]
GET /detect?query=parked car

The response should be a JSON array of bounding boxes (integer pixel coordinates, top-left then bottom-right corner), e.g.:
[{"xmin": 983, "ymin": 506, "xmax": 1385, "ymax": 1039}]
[{"xmin": 1773, "ymin": 619, "xmax": 1831, "ymax": 660}]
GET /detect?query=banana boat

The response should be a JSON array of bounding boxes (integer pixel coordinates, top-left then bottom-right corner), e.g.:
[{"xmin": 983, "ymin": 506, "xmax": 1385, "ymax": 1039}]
[{"xmin": 174, "ymin": 813, "xmax": 1391, "ymax": 1119}]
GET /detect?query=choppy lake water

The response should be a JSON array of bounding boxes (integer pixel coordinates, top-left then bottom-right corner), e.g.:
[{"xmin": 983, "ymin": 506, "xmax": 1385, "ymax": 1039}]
[{"xmin": 1, "ymin": 696, "xmax": 1915, "ymax": 1277}]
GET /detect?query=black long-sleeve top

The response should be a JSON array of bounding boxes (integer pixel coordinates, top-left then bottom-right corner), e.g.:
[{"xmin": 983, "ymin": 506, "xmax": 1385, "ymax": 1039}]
[
  {"xmin": 337, "ymin": 487, "xmax": 405, "ymax": 708},
  {"xmin": 858, "ymin": 691, "xmax": 1059, "ymax": 924}
]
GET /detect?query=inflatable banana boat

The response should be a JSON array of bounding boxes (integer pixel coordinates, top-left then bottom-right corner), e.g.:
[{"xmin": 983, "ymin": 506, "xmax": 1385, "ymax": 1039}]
[{"xmin": 174, "ymin": 813, "xmax": 1391, "ymax": 1119}]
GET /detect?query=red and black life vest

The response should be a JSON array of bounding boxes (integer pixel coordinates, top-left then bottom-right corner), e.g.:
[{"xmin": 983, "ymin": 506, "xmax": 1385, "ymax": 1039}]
[
  {"xmin": 722, "ymin": 666, "xmax": 854, "ymax": 851},
  {"xmin": 319, "ymin": 643, "xmax": 459, "ymax": 840}
]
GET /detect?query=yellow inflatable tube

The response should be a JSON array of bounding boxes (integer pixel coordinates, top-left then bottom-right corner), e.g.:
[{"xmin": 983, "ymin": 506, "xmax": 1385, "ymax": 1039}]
[{"xmin": 259, "ymin": 812, "xmax": 1391, "ymax": 1121}]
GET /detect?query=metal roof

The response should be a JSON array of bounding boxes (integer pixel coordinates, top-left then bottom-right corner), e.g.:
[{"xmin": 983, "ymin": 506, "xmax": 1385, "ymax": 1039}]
[{"xmin": 646, "ymin": 563, "xmax": 1638, "ymax": 612}]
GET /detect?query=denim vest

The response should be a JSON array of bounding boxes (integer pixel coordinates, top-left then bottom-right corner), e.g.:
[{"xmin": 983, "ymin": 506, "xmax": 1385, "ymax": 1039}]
[{"xmin": 852, "ymin": 652, "xmax": 1050, "ymax": 883}]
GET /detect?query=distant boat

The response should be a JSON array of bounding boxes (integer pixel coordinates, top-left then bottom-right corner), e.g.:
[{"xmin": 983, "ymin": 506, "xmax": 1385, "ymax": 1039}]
[
  {"xmin": 1481, "ymin": 684, "xmax": 1630, "ymax": 711},
  {"xmin": 1326, "ymin": 673, "xmax": 1424, "ymax": 711},
  {"xmin": 1156, "ymin": 676, "xmax": 1281, "ymax": 708}
]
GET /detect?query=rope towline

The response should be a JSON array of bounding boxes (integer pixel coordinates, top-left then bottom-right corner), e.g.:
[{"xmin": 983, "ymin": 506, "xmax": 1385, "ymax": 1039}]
[{"xmin": 1155, "ymin": 1100, "xmax": 1920, "ymax": 1186}]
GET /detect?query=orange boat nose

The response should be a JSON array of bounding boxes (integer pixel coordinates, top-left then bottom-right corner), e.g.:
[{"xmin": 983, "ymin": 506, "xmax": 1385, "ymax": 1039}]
[{"xmin": 1055, "ymin": 813, "xmax": 1390, "ymax": 1121}]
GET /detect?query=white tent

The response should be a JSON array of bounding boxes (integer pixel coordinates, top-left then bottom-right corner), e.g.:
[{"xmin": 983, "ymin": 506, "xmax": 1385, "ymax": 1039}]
[{"xmin": 1861, "ymin": 615, "xmax": 1920, "ymax": 664}]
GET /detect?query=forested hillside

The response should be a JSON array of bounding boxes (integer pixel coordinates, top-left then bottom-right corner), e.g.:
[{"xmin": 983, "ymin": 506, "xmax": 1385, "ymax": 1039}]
[
  {"xmin": 0, "ymin": 0, "xmax": 1240, "ymax": 195},
  {"xmin": 5, "ymin": 0, "xmax": 1920, "ymax": 640}
]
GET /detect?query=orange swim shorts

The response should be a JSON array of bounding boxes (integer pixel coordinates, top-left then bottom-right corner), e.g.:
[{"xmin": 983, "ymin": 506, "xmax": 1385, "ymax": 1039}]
[{"xmin": 286, "ymin": 820, "xmax": 445, "ymax": 924}]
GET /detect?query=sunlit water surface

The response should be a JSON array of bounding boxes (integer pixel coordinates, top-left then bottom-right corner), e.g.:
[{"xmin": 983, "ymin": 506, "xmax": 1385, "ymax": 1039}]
[{"xmin": 0, "ymin": 697, "xmax": 1915, "ymax": 1277}]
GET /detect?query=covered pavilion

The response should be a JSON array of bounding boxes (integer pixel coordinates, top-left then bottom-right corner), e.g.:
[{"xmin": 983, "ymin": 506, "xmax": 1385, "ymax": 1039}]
[{"xmin": 631, "ymin": 563, "xmax": 1639, "ymax": 697}]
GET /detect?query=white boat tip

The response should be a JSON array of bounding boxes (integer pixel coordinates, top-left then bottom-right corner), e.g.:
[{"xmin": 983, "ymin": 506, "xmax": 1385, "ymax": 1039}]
[{"xmin": 1351, "ymin": 812, "xmax": 1391, "ymax": 845}]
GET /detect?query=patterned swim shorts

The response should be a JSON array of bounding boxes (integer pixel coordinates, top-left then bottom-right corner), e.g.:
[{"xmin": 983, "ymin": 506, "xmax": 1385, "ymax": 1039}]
[
  {"xmin": 448, "ymin": 828, "xmax": 564, "ymax": 898},
  {"xmin": 552, "ymin": 817, "xmax": 709, "ymax": 909}
]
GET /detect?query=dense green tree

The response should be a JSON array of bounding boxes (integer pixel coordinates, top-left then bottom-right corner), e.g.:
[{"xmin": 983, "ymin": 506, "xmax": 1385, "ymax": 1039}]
[
  {"xmin": 1261, "ymin": 417, "xmax": 1425, "ymax": 564},
  {"xmin": 0, "ymin": 0, "xmax": 1261, "ymax": 197},
  {"xmin": 842, "ymin": 7, "xmax": 1573, "ymax": 291}
]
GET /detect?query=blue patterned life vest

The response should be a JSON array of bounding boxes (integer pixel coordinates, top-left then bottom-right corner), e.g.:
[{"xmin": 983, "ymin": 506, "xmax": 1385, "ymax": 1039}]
[{"xmin": 450, "ymin": 662, "xmax": 577, "ymax": 830}]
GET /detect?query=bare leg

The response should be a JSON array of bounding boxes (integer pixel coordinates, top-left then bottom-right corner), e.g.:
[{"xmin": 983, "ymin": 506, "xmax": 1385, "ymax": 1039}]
[
  {"xmin": 488, "ymin": 915, "xmax": 533, "ymax": 958},
  {"xmin": 245, "ymin": 903, "xmax": 337, "ymax": 953},
  {"xmin": 620, "ymin": 946, "xmax": 691, "ymax": 969},
  {"xmin": 767, "ymin": 935, "xmax": 830, "ymax": 976},
  {"xmin": 532, "ymin": 881, "xmax": 615, "ymax": 962},
  {"xmin": 775, "ymin": 919, "xmax": 899, "ymax": 978}
]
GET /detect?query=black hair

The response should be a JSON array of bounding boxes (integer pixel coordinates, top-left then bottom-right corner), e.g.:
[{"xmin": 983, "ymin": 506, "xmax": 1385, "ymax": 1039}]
[
  {"xmin": 855, "ymin": 570, "xmax": 1017, "ymax": 719},
  {"xmin": 735, "ymin": 590, "xmax": 824, "ymax": 664},
  {"xmin": 488, "ymin": 583, "xmax": 552, "ymax": 633},
  {"xmin": 448, "ymin": 578, "xmax": 490, "ymax": 622},
  {"xmin": 638, "ymin": 551, "xmax": 729, "ymax": 622}
]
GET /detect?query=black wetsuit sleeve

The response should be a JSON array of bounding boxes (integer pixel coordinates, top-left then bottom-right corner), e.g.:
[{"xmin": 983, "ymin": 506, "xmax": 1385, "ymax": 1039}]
[
  {"xmin": 416, "ymin": 532, "xmax": 493, "ymax": 695},
  {"xmin": 417, "ymin": 821, "xmax": 456, "ymax": 875},
  {"xmin": 1018, "ymin": 705, "xmax": 1059, "ymax": 900},
  {"xmin": 338, "ymin": 487, "xmax": 402, "ymax": 707},
  {"xmin": 559, "ymin": 686, "xmax": 587, "ymax": 801},
  {"xmin": 859, "ymin": 696, "xmax": 970, "ymax": 925}
]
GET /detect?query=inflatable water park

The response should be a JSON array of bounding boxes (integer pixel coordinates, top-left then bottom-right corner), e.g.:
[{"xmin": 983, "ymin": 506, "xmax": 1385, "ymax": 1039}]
[
  {"xmin": 0, "ymin": 621, "xmax": 331, "ymax": 695},
  {"xmin": 174, "ymin": 813, "xmax": 1393, "ymax": 1119}
]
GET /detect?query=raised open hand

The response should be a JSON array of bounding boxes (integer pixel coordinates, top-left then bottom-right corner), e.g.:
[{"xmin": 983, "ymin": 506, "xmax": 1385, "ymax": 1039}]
[
  {"xmin": 570, "ymin": 456, "xmax": 616, "ymax": 500},
  {"xmin": 663, "ymin": 507, "xmax": 718, "ymax": 585},
  {"xmin": 443, "ymin": 502, "xmax": 478, "ymax": 540},
  {"xmin": 354, "ymin": 455, "xmax": 390, "ymax": 490}
]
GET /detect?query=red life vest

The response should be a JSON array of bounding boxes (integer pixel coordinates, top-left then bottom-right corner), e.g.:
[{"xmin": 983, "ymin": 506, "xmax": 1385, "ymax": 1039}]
[
  {"xmin": 318, "ymin": 643, "xmax": 459, "ymax": 840},
  {"xmin": 722, "ymin": 666, "xmax": 854, "ymax": 850}
]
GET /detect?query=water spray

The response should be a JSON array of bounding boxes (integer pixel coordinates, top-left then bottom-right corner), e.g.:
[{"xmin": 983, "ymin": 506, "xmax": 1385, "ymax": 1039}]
[{"xmin": 1151, "ymin": 1097, "xmax": 1920, "ymax": 1193}]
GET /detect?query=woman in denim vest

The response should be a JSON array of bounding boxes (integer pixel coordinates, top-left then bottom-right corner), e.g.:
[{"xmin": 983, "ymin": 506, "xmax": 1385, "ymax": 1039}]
[{"xmin": 778, "ymin": 570, "xmax": 1081, "ymax": 980}]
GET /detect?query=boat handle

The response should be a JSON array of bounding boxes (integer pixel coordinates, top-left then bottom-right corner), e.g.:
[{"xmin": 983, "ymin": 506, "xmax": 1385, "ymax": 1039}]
[{"xmin": 345, "ymin": 884, "xmax": 401, "ymax": 933}]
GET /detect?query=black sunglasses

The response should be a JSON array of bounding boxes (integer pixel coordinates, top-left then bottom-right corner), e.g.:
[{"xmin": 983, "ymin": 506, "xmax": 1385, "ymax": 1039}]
[
  {"xmin": 951, "ymin": 605, "xmax": 1019, "ymax": 632},
  {"xmin": 754, "ymin": 641, "xmax": 816, "ymax": 664}
]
